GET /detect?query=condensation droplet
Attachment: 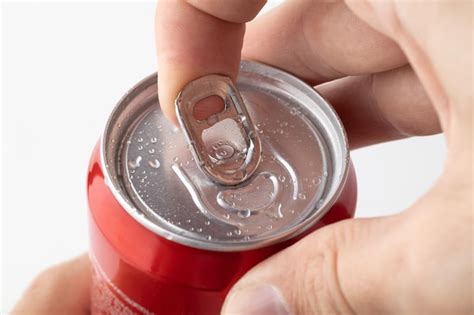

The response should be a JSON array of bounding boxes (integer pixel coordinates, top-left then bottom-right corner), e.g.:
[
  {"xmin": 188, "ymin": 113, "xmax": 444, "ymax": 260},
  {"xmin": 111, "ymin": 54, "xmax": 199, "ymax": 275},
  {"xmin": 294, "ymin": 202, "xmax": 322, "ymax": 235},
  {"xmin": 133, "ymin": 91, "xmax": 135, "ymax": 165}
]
[
  {"xmin": 265, "ymin": 225, "xmax": 273, "ymax": 230},
  {"xmin": 137, "ymin": 137, "xmax": 143, "ymax": 143},
  {"xmin": 150, "ymin": 137, "xmax": 157, "ymax": 143},
  {"xmin": 128, "ymin": 156, "xmax": 142, "ymax": 169},
  {"xmin": 148, "ymin": 148, "xmax": 155, "ymax": 154},
  {"xmin": 226, "ymin": 231, "xmax": 233, "ymax": 237},
  {"xmin": 205, "ymin": 220, "xmax": 210, "ymax": 226},
  {"xmin": 238, "ymin": 209, "xmax": 251, "ymax": 218},
  {"xmin": 234, "ymin": 229, "xmax": 242, "ymax": 235},
  {"xmin": 278, "ymin": 175, "xmax": 286, "ymax": 182},
  {"xmin": 173, "ymin": 156, "xmax": 179, "ymax": 163},
  {"xmin": 148, "ymin": 159, "xmax": 161, "ymax": 168},
  {"xmin": 298, "ymin": 193, "xmax": 307, "ymax": 200},
  {"xmin": 138, "ymin": 145, "xmax": 143, "ymax": 151},
  {"xmin": 206, "ymin": 235, "xmax": 212, "ymax": 240}
]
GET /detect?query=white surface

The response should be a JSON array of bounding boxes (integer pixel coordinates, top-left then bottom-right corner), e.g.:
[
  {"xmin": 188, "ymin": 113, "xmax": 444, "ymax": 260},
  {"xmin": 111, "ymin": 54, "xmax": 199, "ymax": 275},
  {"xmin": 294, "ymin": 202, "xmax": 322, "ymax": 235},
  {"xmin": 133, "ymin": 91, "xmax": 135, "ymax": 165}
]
[{"xmin": 1, "ymin": 2, "xmax": 446, "ymax": 313}]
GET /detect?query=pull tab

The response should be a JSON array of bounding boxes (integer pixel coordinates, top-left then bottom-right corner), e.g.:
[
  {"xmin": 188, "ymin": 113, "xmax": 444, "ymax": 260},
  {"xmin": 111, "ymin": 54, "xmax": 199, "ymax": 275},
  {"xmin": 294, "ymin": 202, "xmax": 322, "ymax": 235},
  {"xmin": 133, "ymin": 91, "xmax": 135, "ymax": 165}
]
[{"xmin": 175, "ymin": 75, "xmax": 262, "ymax": 185}]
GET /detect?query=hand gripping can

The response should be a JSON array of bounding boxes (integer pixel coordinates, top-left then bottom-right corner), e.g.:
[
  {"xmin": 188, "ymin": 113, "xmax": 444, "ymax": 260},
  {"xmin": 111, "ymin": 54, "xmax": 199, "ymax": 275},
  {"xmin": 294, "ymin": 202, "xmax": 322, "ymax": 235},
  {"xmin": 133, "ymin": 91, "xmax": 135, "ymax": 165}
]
[{"xmin": 87, "ymin": 61, "xmax": 357, "ymax": 315}]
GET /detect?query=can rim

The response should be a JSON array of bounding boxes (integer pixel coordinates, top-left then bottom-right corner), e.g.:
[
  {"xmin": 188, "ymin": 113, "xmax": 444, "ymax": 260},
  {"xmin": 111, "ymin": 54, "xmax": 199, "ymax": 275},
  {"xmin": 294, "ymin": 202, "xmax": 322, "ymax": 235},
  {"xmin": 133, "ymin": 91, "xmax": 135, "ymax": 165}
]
[{"xmin": 101, "ymin": 60, "xmax": 350, "ymax": 252}]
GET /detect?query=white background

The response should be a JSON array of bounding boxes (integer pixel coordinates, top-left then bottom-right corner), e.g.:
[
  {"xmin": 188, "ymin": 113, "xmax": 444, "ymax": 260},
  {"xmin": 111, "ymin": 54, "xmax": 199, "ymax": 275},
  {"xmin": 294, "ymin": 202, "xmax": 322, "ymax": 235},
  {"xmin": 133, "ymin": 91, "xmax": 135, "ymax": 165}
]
[{"xmin": 1, "ymin": 2, "xmax": 446, "ymax": 313}]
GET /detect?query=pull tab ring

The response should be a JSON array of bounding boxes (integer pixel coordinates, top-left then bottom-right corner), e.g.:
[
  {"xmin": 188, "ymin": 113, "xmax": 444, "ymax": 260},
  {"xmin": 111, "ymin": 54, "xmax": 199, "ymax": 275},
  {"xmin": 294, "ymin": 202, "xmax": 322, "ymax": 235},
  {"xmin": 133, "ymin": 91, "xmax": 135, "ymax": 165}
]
[{"xmin": 175, "ymin": 75, "xmax": 262, "ymax": 185}]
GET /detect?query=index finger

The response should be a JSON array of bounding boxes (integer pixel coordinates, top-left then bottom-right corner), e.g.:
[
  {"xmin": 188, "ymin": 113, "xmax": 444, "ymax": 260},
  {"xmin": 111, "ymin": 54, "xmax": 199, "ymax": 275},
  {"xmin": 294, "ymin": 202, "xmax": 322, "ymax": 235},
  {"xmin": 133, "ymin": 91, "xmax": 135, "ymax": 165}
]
[{"xmin": 155, "ymin": 0, "xmax": 266, "ymax": 124}]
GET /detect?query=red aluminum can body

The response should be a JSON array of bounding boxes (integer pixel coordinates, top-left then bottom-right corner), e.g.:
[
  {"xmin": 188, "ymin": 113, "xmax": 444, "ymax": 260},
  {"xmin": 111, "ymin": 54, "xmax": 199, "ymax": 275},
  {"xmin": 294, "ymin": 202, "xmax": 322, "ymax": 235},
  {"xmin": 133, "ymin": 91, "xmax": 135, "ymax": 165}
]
[{"xmin": 87, "ymin": 142, "xmax": 357, "ymax": 315}]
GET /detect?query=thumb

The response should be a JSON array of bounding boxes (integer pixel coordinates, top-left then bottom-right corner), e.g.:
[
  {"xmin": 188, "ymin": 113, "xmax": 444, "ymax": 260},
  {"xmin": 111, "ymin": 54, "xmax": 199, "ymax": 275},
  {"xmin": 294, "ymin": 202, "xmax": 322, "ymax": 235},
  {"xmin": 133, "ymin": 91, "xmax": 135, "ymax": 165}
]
[{"xmin": 221, "ymin": 216, "xmax": 405, "ymax": 315}]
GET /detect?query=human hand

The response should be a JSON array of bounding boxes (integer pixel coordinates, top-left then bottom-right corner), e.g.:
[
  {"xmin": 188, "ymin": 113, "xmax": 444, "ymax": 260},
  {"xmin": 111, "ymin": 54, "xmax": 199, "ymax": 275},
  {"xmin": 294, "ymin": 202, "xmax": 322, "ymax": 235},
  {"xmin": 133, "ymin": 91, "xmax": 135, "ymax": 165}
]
[
  {"xmin": 11, "ymin": 255, "xmax": 91, "ymax": 315},
  {"xmin": 13, "ymin": 2, "xmax": 471, "ymax": 315},
  {"xmin": 156, "ymin": 1, "xmax": 473, "ymax": 314}
]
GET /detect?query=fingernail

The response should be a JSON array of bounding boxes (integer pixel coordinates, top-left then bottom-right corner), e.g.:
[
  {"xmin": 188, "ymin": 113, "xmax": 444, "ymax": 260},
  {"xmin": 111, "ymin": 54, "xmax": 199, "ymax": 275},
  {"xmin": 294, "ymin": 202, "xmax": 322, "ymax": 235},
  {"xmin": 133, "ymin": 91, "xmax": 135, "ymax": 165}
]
[{"xmin": 222, "ymin": 285, "xmax": 291, "ymax": 315}]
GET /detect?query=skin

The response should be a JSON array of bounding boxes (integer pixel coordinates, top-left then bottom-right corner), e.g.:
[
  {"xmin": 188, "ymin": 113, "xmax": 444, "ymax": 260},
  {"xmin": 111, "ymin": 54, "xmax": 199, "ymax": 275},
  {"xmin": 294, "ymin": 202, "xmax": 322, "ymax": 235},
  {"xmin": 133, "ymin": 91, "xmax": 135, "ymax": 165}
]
[{"xmin": 13, "ymin": 1, "xmax": 472, "ymax": 314}]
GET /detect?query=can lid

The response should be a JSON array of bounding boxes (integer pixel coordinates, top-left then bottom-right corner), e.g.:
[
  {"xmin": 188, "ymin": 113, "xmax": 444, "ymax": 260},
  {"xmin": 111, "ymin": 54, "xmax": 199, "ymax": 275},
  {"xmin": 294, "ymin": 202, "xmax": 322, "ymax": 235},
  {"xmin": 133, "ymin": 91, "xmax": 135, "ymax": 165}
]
[{"xmin": 102, "ymin": 61, "xmax": 349, "ymax": 251}]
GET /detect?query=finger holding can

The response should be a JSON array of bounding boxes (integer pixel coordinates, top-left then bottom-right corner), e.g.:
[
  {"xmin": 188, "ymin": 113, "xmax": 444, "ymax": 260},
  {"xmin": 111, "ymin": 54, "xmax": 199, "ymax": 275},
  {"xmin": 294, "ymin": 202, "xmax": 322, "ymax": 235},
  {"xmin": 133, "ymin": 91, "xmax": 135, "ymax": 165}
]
[
  {"xmin": 155, "ymin": 0, "xmax": 266, "ymax": 125},
  {"xmin": 11, "ymin": 255, "xmax": 91, "ymax": 315}
]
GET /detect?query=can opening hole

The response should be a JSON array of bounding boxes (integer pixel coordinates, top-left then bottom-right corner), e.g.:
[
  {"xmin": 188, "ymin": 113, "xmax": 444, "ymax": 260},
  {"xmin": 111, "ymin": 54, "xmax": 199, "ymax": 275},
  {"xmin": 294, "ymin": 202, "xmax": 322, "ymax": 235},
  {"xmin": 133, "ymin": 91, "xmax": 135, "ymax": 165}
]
[{"xmin": 193, "ymin": 95, "xmax": 225, "ymax": 121}]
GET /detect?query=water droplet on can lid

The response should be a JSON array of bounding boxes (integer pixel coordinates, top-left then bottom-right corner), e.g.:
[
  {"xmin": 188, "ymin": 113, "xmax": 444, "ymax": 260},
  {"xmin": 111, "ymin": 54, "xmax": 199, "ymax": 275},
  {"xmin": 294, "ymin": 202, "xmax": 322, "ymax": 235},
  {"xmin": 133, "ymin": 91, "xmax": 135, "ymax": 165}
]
[
  {"xmin": 278, "ymin": 175, "xmax": 286, "ymax": 182},
  {"xmin": 128, "ymin": 156, "xmax": 142, "ymax": 169},
  {"xmin": 237, "ymin": 209, "xmax": 251, "ymax": 218}
]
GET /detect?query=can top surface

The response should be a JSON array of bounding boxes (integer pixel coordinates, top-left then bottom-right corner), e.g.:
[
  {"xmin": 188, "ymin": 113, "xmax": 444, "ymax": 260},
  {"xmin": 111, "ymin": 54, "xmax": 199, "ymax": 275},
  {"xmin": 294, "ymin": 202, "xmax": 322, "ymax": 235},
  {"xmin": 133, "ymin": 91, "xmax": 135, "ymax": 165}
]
[{"xmin": 102, "ymin": 61, "xmax": 349, "ymax": 252}]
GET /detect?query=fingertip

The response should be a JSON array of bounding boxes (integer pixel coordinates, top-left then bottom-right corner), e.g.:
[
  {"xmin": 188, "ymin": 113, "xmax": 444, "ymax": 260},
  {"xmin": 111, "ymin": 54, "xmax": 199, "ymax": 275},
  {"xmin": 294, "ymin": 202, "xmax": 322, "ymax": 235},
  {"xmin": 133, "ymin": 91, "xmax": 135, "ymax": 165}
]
[
  {"xmin": 158, "ymin": 95, "xmax": 179, "ymax": 128},
  {"xmin": 158, "ymin": 86, "xmax": 225, "ymax": 127},
  {"xmin": 155, "ymin": 0, "xmax": 244, "ymax": 127},
  {"xmin": 157, "ymin": 73, "xmax": 180, "ymax": 127},
  {"xmin": 193, "ymin": 95, "xmax": 225, "ymax": 121},
  {"xmin": 157, "ymin": 61, "xmax": 239, "ymax": 128}
]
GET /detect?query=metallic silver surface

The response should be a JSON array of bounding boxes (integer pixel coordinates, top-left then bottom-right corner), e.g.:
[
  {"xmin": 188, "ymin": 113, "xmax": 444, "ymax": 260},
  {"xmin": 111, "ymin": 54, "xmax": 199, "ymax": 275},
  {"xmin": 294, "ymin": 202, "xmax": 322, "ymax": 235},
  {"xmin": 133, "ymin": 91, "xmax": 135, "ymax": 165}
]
[
  {"xmin": 101, "ymin": 60, "xmax": 349, "ymax": 251},
  {"xmin": 175, "ymin": 75, "xmax": 261, "ymax": 185}
]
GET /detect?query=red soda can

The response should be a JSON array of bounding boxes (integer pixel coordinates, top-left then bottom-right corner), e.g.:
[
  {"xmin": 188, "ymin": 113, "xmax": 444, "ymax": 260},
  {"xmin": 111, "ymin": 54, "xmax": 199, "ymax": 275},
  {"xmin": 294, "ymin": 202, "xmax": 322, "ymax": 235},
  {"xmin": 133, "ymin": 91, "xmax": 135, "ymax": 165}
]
[{"xmin": 87, "ymin": 61, "xmax": 357, "ymax": 315}]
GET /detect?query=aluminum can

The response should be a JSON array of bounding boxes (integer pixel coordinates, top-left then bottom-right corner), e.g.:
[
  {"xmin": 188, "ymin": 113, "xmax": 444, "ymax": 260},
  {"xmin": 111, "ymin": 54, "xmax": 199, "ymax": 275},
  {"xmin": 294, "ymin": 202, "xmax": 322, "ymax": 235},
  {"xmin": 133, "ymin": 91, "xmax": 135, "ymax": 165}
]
[{"xmin": 88, "ymin": 60, "xmax": 357, "ymax": 315}]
